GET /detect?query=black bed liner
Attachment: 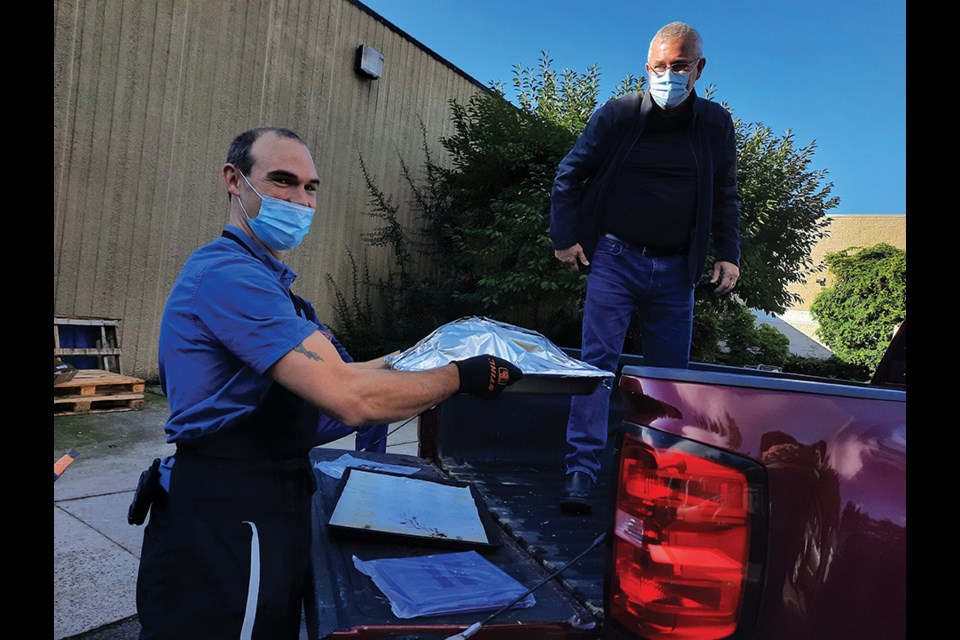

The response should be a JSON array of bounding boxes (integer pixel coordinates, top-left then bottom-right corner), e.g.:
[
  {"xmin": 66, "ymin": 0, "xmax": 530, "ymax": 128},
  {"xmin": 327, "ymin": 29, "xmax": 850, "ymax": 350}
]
[
  {"xmin": 436, "ymin": 455, "xmax": 616, "ymax": 620},
  {"xmin": 307, "ymin": 377, "xmax": 623, "ymax": 639},
  {"xmin": 307, "ymin": 448, "xmax": 607, "ymax": 639},
  {"xmin": 427, "ymin": 387, "xmax": 624, "ymax": 619}
]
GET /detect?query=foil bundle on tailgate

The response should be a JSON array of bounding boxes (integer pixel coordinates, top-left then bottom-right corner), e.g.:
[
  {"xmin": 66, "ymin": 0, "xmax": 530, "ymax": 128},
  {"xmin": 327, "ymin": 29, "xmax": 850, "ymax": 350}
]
[{"xmin": 385, "ymin": 316, "xmax": 612, "ymax": 394}]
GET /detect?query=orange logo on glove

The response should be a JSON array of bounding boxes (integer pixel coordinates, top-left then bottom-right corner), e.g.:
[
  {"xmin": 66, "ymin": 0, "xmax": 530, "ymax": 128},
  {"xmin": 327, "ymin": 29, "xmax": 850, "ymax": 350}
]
[{"xmin": 484, "ymin": 356, "xmax": 513, "ymax": 392}]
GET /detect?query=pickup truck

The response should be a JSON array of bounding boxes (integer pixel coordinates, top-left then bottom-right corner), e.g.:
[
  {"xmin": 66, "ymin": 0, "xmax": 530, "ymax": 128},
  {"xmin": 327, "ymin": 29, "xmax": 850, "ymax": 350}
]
[{"xmin": 305, "ymin": 322, "xmax": 906, "ymax": 639}]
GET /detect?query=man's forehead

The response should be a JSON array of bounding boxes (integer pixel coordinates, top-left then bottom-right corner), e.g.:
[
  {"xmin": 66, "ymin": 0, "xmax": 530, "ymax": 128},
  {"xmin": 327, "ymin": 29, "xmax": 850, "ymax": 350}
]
[
  {"xmin": 650, "ymin": 36, "xmax": 698, "ymax": 60},
  {"xmin": 249, "ymin": 133, "xmax": 318, "ymax": 177}
]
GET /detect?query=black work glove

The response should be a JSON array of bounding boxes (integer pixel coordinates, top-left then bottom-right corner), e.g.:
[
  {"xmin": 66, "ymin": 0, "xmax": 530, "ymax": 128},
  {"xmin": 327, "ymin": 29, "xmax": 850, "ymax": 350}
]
[{"xmin": 453, "ymin": 355, "xmax": 523, "ymax": 399}]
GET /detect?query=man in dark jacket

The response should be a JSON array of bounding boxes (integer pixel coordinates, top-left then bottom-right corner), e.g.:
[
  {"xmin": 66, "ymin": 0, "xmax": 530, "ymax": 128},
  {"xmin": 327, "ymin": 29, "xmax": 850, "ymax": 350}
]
[{"xmin": 550, "ymin": 22, "xmax": 741, "ymax": 513}]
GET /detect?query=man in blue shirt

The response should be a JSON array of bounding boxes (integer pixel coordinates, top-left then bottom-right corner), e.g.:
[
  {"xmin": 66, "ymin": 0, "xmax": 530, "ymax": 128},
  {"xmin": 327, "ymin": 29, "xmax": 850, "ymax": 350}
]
[{"xmin": 134, "ymin": 127, "xmax": 522, "ymax": 639}]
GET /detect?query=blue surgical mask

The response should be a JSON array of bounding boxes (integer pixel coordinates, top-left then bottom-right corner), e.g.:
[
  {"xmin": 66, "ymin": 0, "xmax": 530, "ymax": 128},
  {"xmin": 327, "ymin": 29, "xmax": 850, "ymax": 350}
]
[
  {"xmin": 648, "ymin": 70, "xmax": 691, "ymax": 110},
  {"xmin": 237, "ymin": 172, "xmax": 315, "ymax": 251}
]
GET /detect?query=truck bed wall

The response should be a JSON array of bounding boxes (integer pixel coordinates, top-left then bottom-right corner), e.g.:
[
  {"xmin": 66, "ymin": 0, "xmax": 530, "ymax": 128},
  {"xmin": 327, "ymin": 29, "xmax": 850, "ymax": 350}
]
[
  {"xmin": 433, "ymin": 350, "xmax": 643, "ymax": 465},
  {"xmin": 431, "ymin": 348, "xmax": 853, "ymax": 465}
]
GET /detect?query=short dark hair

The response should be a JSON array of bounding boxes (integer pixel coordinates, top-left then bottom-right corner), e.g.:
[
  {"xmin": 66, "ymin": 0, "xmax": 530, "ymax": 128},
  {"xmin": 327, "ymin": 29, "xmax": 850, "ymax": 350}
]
[{"xmin": 226, "ymin": 127, "xmax": 304, "ymax": 175}]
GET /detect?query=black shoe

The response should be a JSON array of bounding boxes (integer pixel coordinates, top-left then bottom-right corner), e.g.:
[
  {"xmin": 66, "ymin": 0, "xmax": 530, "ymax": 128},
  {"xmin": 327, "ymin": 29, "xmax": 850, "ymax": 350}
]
[{"xmin": 560, "ymin": 471, "xmax": 594, "ymax": 514}]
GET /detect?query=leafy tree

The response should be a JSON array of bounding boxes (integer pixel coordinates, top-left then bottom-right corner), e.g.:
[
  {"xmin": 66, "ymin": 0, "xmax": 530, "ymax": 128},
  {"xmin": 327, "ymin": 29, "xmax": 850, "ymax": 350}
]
[
  {"xmin": 428, "ymin": 84, "xmax": 585, "ymax": 335},
  {"xmin": 718, "ymin": 306, "xmax": 791, "ymax": 367},
  {"xmin": 731, "ymin": 124, "xmax": 835, "ymax": 314},
  {"xmin": 507, "ymin": 53, "xmax": 601, "ymax": 136},
  {"xmin": 683, "ymin": 117, "xmax": 836, "ymax": 362},
  {"xmin": 810, "ymin": 243, "xmax": 906, "ymax": 372}
]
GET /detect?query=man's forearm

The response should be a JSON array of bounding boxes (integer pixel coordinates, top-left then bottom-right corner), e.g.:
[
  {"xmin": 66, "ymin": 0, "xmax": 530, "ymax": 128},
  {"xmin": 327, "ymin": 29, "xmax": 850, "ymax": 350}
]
[
  {"xmin": 337, "ymin": 364, "xmax": 461, "ymax": 425},
  {"xmin": 271, "ymin": 332, "xmax": 522, "ymax": 425},
  {"xmin": 269, "ymin": 332, "xmax": 458, "ymax": 425}
]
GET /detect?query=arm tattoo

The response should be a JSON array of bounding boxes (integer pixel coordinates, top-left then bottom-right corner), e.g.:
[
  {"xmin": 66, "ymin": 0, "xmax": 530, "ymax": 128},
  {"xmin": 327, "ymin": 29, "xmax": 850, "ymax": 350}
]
[{"xmin": 293, "ymin": 343, "xmax": 325, "ymax": 362}]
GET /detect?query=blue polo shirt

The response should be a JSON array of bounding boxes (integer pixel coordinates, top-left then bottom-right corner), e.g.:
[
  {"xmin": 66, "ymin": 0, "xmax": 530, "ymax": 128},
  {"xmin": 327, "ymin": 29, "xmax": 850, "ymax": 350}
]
[{"xmin": 156, "ymin": 225, "xmax": 358, "ymax": 489}]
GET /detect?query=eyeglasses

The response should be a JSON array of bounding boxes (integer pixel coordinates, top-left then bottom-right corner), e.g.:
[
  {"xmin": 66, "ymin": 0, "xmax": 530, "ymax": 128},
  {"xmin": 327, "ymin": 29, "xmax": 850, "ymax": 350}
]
[{"xmin": 648, "ymin": 58, "xmax": 700, "ymax": 76}]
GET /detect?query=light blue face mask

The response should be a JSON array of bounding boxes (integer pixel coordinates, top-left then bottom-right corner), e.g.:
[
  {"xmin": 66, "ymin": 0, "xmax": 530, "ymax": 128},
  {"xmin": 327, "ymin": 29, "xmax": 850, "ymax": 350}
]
[
  {"xmin": 237, "ymin": 172, "xmax": 315, "ymax": 251},
  {"xmin": 648, "ymin": 69, "xmax": 691, "ymax": 110}
]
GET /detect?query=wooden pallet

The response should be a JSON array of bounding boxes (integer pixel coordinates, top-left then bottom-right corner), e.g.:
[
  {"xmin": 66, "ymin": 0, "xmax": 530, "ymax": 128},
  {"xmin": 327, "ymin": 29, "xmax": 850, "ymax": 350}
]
[{"xmin": 53, "ymin": 369, "xmax": 146, "ymax": 415}]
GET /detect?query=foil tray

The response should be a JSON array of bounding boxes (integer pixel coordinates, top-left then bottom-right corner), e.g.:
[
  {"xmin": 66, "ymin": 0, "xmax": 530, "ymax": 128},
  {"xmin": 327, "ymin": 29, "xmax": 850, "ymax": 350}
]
[{"xmin": 385, "ymin": 316, "xmax": 612, "ymax": 396}]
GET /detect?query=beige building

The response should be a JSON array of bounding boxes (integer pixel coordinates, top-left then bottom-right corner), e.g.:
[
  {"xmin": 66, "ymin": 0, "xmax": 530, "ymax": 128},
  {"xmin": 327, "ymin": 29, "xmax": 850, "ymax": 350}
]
[
  {"xmin": 54, "ymin": 0, "xmax": 485, "ymax": 380},
  {"xmin": 777, "ymin": 214, "xmax": 906, "ymax": 347}
]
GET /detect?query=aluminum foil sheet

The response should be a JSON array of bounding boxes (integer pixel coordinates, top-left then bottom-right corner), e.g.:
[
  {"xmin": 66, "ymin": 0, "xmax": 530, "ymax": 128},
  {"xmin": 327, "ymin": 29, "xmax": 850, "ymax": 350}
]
[{"xmin": 385, "ymin": 317, "xmax": 613, "ymax": 384}]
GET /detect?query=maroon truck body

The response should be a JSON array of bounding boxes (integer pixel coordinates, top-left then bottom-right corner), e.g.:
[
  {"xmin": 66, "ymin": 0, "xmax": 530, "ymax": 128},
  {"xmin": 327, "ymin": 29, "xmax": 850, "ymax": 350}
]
[
  {"xmin": 610, "ymin": 362, "xmax": 905, "ymax": 639},
  {"xmin": 308, "ymin": 326, "xmax": 906, "ymax": 639}
]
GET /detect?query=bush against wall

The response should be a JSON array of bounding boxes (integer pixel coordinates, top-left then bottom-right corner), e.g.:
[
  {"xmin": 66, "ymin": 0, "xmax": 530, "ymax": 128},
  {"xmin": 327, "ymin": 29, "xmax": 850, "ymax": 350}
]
[
  {"xmin": 326, "ymin": 144, "xmax": 465, "ymax": 362},
  {"xmin": 810, "ymin": 243, "xmax": 906, "ymax": 373}
]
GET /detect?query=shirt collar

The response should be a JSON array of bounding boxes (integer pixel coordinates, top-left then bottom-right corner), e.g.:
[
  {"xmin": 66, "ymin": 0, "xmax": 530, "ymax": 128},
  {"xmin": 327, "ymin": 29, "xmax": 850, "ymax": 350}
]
[{"xmin": 222, "ymin": 224, "xmax": 298, "ymax": 288}]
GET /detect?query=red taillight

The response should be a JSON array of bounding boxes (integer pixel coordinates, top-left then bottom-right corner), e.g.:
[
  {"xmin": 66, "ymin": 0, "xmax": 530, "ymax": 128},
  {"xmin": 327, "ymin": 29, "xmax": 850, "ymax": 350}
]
[{"xmin": 610, "ymin": 432, "xmax": 751, "ymax": 639}]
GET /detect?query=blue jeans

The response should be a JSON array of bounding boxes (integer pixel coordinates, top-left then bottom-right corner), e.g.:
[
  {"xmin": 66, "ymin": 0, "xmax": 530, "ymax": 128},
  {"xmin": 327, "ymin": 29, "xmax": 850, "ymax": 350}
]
[{"xmin": 564, "ymin": 235, "xmax": 694, "ymax": 480}]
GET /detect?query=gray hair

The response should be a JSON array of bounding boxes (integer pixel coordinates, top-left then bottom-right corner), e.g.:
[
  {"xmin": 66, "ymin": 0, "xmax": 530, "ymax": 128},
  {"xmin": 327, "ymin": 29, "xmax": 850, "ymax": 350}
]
[{"xmin": 648, "ymin": 22, "xmax": 703, "ymax": 60}]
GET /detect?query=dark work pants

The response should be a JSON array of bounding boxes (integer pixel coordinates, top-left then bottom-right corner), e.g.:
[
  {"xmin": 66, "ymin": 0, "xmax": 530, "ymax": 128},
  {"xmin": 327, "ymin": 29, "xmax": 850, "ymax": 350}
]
[{"xmin": 136, "ymin": 452, "xmax": 315, "ymax": 640}]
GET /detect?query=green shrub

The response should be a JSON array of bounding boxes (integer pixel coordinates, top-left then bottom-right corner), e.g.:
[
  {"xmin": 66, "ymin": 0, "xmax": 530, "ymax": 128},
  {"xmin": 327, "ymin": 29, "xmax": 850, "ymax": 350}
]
[
  {"xmin": 782, "ymin": 354, "xmax": 872, "ymax": 382},
  {"xmin": 810, "ymin": 243, "xmax": 905, "ymax": 373}
]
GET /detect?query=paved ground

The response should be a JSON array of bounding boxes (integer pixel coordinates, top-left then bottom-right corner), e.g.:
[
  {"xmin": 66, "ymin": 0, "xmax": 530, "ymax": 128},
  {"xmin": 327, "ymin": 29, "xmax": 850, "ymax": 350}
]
[{"xmin": 52, "ymin": 387, "xmax": 420, "ymax": 640}]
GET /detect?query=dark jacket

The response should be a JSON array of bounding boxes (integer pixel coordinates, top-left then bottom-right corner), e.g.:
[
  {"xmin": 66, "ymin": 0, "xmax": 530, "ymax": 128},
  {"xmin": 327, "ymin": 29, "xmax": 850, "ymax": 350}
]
[{"xmin": 549, "ymin": 89, "xmax": 741, "ymax": 286}]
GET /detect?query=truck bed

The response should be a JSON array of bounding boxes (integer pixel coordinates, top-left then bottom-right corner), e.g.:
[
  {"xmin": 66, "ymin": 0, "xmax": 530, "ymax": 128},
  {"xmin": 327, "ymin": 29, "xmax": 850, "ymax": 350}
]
[
  {"xmin": 423, "ymin": 387, "xmax": 629, "ymax": 622},
  {"xmin": 307, "ymin": 341, "xmax": 906, "ymax": 639},
  {"xmin": 307, "ymin": 445, "xmax": 609, "ymax": 639},
  {"xmin": 436, "ymin": 454, "xmax": 615, "ymax": 619}
]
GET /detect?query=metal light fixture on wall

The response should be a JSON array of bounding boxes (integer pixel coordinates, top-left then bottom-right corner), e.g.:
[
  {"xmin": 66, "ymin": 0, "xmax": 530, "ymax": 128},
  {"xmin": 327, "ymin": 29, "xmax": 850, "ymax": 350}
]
[{"xmin": 356, "ymin": 44, "xmax": 384, "ymax": 79}]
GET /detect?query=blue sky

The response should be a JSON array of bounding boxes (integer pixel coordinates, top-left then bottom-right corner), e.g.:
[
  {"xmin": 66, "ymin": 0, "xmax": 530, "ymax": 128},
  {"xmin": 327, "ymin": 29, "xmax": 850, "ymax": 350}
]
[{"xmin": 359, "ymin": 0, "xmax": 906, "ymax": 215}]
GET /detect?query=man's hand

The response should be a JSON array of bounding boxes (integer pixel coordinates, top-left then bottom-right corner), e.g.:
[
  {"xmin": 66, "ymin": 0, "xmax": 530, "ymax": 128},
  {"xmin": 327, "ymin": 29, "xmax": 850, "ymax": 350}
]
[
  {"xmin": 710, "ymin": 261, "xmax": 740, "ymax": 295},
  {"xmin": 555, "ymin": 244, "xmax": 589, "ymax": 272},
  {"xmin": 454, "ymin": 355, "xmax": 523, "ymax": 399}
]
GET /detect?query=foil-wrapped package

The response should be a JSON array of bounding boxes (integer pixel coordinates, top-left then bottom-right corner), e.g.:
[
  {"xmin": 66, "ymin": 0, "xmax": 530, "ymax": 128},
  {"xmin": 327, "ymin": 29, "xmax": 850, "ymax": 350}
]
[{"xmin": 385, "ymin": 316, "xmax": 613, "ymax": 395}]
